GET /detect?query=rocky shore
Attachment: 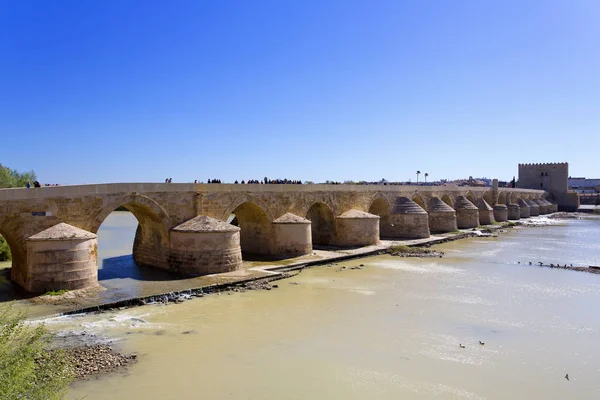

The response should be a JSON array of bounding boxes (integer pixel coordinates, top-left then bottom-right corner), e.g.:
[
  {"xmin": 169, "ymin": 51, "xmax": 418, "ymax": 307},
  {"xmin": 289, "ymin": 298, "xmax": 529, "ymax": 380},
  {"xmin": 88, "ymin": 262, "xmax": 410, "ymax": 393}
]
[
  {"xmin": 533, "ymin": 263, "xmax": 600, "ymax": 275},
  {"xmin": 387, "ymin": 244, "xmax": 444, "ymax": 258},
  {"xmin": 63, "ymin": 345, "xmax": 137, "ymax": 380}
]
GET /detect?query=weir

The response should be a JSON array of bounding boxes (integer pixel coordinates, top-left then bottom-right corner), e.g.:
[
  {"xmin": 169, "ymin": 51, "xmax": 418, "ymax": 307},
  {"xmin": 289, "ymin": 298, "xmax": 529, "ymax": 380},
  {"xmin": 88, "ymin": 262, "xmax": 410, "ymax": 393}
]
[{"xmin": 0, "ymin": 183, "xmax": 545, "ymax": 292}]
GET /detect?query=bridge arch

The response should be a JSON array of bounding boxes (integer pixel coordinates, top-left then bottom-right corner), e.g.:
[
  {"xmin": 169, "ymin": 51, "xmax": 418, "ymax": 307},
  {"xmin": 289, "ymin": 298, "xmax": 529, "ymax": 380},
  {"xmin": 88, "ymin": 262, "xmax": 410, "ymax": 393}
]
[
  {"xmin": 306, "ymin": 202, "xmax": 336, "ymax": 246},
  {"xmin": 368, "ymin": 193, "xmax": 391, "ymax": 237},
  {"xmin": 497, "ymin": 192, "xmax": 507, "ymax": 205},
  {"xmin": 90, "ymin": 193, "xmax": 172, "ymax": 270},
  {"xmin": 465, "ymin": 191, "xmax": 476, "ymax": 204},
  {"xmin": 90, "ymin": 193, "xmax": 172, "ymax": 236},
  {"xmin": 227, "ymin": 200, "xmax": 273, "ymax": 256},
  {"xmin": 0, "ymin": 221, "xmax": 25, "ymax": 286},
  {"xmin": 441, "ymin": 194, "xmax": 454, "ymax": 208},
  {"xmin": 411, "ymin": 193, "xmax": 427, "ymax": 211},
  {"xmin": 222, "ymin": 194, "xmax": 274, "ymax": 223},
  {"xmin": 482, "ymin": 191, "xmax": 493, "ymax": 205}
]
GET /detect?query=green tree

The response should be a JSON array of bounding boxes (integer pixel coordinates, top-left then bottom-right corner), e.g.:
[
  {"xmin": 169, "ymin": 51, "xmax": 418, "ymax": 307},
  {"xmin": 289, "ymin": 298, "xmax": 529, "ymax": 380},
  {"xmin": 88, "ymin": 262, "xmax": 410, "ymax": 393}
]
[
  {"xmin": 0, "ymin": 164, "xmax": 37, "ymax": 188},
  {"xmin": 0, "ymin": 304, "xmax": 73, "ymax": 399},
  {"xmin": 0, "ymin": 235, "xmax": 10, "ymax": 261},
  {"xmin": 0, "ymin": 164, "xmax": 37, "ymax": 261}
]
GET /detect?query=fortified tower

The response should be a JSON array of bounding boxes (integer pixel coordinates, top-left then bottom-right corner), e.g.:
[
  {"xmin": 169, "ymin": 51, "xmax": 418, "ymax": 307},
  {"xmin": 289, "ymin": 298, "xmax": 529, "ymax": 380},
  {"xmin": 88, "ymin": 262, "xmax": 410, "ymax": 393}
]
[{"xmin": 518, "ymin": 162, "xmax": 579, "ymax": 211}]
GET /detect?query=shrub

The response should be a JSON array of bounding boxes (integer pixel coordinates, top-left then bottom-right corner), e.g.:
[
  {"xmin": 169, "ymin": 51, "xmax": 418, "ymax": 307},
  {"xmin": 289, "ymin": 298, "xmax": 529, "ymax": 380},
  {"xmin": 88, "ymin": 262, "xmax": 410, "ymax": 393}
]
[
  {"xmin": 0, "ymin": 304, "xmax": 73, "ymax": 399},
  {"xmin": 0, "ymin": 235, "xmax": 11, "ymax": 261}
]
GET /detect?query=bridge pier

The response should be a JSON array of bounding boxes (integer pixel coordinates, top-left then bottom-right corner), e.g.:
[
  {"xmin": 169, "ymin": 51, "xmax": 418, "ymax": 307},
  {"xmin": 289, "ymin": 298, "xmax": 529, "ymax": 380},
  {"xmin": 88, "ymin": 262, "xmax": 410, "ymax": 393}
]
[
  {"xmin": 334, "ymin": 210, "xmax": 379, "ymax": 247},
  {"xmin": 517, "ymin": 199, "xmax": 531, "ymax": 218},
  {"xmin": 168, "ymin": 216, "xmax": 243, "ymax": 275},
  {"xmin": 24, "ymin": 223, "xmax": 98, "ymax": 293},
  {"xmin": 541, "ymin": 198, "xmax": 554, "ymax": 213},
  {"xmin": 525, "ymin": 199, "xmax": 540, "ymax": 216},
  {"xmin": 428, "ymin": 197, "xmax": 457, "ymax": 233},
  {"xmin": 477, "ymin": 198, "xmax": 495, "ymax": 225},
  {"xmin": 386, "ymin": 197, "xmax": 430, "ymax": 239},
  {"xmin": 455, "ymin": 196, "xmax": 479, "ymax": 229},
  {"xmin": 271, "ymin": 213, "xmax": 312, "ymax": 258},
  {"xmin": 507, "ymin": 203, "xmax": 521, "ymax": 220},
  {"xmin": 493, "ymin": 204, "xmax": 508, "ymax": 222},
  {"xmin": 533, "ymin": 199, "xmax": 549, "ymax": 214}
]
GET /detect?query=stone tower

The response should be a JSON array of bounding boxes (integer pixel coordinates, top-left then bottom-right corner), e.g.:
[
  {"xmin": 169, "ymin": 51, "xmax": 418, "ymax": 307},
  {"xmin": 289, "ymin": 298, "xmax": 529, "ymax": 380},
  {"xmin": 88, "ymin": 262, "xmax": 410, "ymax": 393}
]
[{"xmin": 517, "ymin": 162, "xmax": 579, "ymax": 211}]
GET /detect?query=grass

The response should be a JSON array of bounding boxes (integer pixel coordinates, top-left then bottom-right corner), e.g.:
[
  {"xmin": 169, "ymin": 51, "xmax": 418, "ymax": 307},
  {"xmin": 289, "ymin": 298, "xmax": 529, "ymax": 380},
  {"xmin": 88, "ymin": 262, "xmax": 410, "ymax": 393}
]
[
  {"xmin": 388, "ymin": 245, "xmax": 412, "ymax": 253},
  {"xmin": 388, "ymin": 245, "xmax": 430, "ymax": 254},
  {"xmin": 43, "ymin": 289, "xmax": 69, "ymax": 296}
]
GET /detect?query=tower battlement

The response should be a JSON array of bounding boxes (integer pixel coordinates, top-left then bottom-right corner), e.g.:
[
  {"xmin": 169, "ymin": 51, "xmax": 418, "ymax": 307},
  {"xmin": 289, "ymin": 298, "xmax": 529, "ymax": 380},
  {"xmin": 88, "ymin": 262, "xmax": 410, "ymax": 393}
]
[{"xmin": 518, "ymin": 162, "xmax": 568, "ymax": 168}]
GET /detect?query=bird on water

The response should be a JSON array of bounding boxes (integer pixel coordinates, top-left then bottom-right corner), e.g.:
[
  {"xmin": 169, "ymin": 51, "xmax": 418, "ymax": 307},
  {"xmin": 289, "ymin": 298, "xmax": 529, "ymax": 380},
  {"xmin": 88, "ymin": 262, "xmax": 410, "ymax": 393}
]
[
  {"xmin": 565, "ymin": 374, "xmax": 569, "ymax": 381},
  {"xmin": 479, "ymin": 341, "xmax": 485, "ymax": 345},
  {"xmin": 459, "ymin": 344, "xmax": 466, "ymax": 348}
]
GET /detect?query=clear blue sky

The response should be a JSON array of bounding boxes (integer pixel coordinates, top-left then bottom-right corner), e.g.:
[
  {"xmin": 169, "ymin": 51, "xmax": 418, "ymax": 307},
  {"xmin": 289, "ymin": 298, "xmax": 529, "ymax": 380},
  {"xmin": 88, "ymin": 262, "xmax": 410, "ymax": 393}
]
[{"xmin": 1, "ymin": 0, "xmax": 598, "ymax": 184}]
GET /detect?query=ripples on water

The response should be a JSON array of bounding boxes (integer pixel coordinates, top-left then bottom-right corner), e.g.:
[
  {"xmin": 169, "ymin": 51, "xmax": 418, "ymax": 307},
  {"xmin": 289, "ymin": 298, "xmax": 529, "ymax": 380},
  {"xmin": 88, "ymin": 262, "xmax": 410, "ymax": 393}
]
[{"xmin": 24, "ymin": 217, "xmax": 600, "ymax": 399}]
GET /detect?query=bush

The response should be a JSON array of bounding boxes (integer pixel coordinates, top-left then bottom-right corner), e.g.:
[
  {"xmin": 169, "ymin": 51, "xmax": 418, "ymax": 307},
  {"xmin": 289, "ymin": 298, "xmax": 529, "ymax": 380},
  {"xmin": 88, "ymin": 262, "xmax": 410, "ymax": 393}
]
[
  {"xmin": 0, "ymin": 235, "xmax": 10, "ymax": 261},
  {"xmin": 0, "ymin": 304, "xmax": 73, "ymax": 399}
]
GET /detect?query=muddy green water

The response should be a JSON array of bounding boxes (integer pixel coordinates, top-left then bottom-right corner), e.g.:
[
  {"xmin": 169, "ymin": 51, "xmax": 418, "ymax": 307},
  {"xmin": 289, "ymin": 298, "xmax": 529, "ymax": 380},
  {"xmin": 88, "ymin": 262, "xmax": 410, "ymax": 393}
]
[{"xmin": 31, "ymin": 216, "xmax": 600, "ymax": 399}]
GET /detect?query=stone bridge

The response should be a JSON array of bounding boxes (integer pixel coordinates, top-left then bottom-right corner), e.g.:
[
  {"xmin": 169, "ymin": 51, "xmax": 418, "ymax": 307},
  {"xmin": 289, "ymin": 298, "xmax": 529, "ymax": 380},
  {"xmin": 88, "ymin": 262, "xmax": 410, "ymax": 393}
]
[{"xmin": 0, "ymin": 182, "xmax": 548, "ymax": 292}]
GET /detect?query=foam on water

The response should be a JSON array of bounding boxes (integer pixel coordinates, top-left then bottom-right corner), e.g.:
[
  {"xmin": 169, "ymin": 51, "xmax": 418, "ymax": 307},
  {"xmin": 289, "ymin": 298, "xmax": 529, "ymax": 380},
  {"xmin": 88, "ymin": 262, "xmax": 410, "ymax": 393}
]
[{"xmin": 371, "ymin": 260, "xmax": 465, "ymax": 275}]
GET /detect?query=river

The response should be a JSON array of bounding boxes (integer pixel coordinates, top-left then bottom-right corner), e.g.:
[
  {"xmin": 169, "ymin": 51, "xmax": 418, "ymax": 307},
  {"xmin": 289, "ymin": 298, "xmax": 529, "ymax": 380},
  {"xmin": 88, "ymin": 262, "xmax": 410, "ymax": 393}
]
[{"xmin": 4, "ymin": 213, "xmax": 600, "ymax": 399}]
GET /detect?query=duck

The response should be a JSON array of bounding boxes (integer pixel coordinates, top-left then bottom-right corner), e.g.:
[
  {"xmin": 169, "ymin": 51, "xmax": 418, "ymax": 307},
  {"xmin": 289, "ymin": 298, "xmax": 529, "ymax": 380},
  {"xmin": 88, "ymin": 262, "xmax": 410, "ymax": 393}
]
[
  {"xmin": 479, "ymin": 341, "xmax": 485, "ymax": 345},
  {"xmin": 459, "ymin": 344, "xmax": 466, "ymax": 348}
]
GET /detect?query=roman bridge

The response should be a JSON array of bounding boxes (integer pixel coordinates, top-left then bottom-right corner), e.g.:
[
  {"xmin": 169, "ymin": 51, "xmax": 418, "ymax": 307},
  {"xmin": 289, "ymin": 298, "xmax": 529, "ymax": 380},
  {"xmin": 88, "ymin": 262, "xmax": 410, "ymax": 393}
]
[{"xmin": 0, "ymin": 182, "xmax": 549, "ymax": 293}]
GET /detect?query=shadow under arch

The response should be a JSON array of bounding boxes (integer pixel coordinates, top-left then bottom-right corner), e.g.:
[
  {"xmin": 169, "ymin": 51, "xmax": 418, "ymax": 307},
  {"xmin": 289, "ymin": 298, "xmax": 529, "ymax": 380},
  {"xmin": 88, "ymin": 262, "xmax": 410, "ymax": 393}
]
[
  {"xmin": 228, "ymin": 201, "xmax": 272, "ymax": 257},
  {"xmin": 368, "ymin": 194, "xmax": 391, "ymax": 237},
  {"xmin": 0, "ymin": 223, "xmax": 29, "ymax": 301},
  {"xmin": 411, "ymin": 193, "xmax": 427, "ymax": 211},
  {"xmin": 441, "ymin": 194, "xmax": 454, "ymax": 208},
  {"xmin": 306, "ymin": 202, "xmax": 336, "ymax": 246}
]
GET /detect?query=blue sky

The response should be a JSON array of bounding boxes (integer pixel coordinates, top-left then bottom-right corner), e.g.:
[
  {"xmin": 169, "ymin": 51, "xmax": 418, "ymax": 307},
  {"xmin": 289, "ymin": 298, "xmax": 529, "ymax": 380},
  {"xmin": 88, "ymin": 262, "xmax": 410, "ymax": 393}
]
[{"xmin": 1, "ymin": 0, "xmax": 598, "ymax": 184}]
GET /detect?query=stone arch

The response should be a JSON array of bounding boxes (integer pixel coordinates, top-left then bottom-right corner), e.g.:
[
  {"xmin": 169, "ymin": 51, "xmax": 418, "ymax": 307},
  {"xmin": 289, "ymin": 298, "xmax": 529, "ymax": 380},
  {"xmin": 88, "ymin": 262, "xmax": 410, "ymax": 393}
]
[
  {"xmin": 222, "ymin": 194, "xmax": 274, "ymax": 223},
  {"xmin": 0, "ymin": 221, "xmax": 25, "ymax": 287},
  {"xmin": 90, "ymin": 193, "xmax": 172, "ymax": 269},
  {"xmin": 90, "ymin": 193, "xmax": 172, "ymax": 236},
  {"xmin": 482, "ymin": 191, "xmax": 493, "ymax": 205},
  {"xmin": 368, "ymin": 194, "xmax": 391, "ymax": 237},
  {"xmin": 441, "ymin": 194, "xmax": 454, "ymax": 208},
  {"xmin": 497, "ymin": 192, "xmax": 507, "ymax": 205},
  {"xmin": 229, "ymin": 201, "xmax": 272, "ymax": 256},
  {"xmin": 306, "ymin": 202, "xmax": 336, "ymax": 246},
  {"xmin": 465, "ymin": 191, "xmax": 476, "ymax": 204},
  {"xmin": 412, "ymin": 193, "xmax": 427, "ymax": 211}
]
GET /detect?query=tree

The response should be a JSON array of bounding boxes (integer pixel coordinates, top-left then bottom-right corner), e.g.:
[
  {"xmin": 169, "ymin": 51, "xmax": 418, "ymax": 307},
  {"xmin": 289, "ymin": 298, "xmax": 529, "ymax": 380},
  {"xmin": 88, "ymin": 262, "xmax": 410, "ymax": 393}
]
[
  {"xmin": 416, "ymin": 170, "xmax": 421, "ymax": 184},
  {"xmin": 0, "ymin": 164, "xmax": 37, "ymax": 188},
  {"xmin": 0, "ymin": 235, "xmax": 10, "ymax": 261},
  {"xmin": 0, "ymin": 304, "xmax": 73, "ymax": 399},
  {"xmin": 424, "ymin": 173, "xmax": 429, "ymax": 183}
]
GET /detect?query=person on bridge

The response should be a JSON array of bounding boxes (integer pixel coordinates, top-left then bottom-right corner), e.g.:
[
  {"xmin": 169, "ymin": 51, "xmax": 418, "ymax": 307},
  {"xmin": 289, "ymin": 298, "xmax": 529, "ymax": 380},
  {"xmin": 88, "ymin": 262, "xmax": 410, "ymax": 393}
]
[{"xmin": 26, "ymin": 181, "xmax": 31, "ymax": 188}]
